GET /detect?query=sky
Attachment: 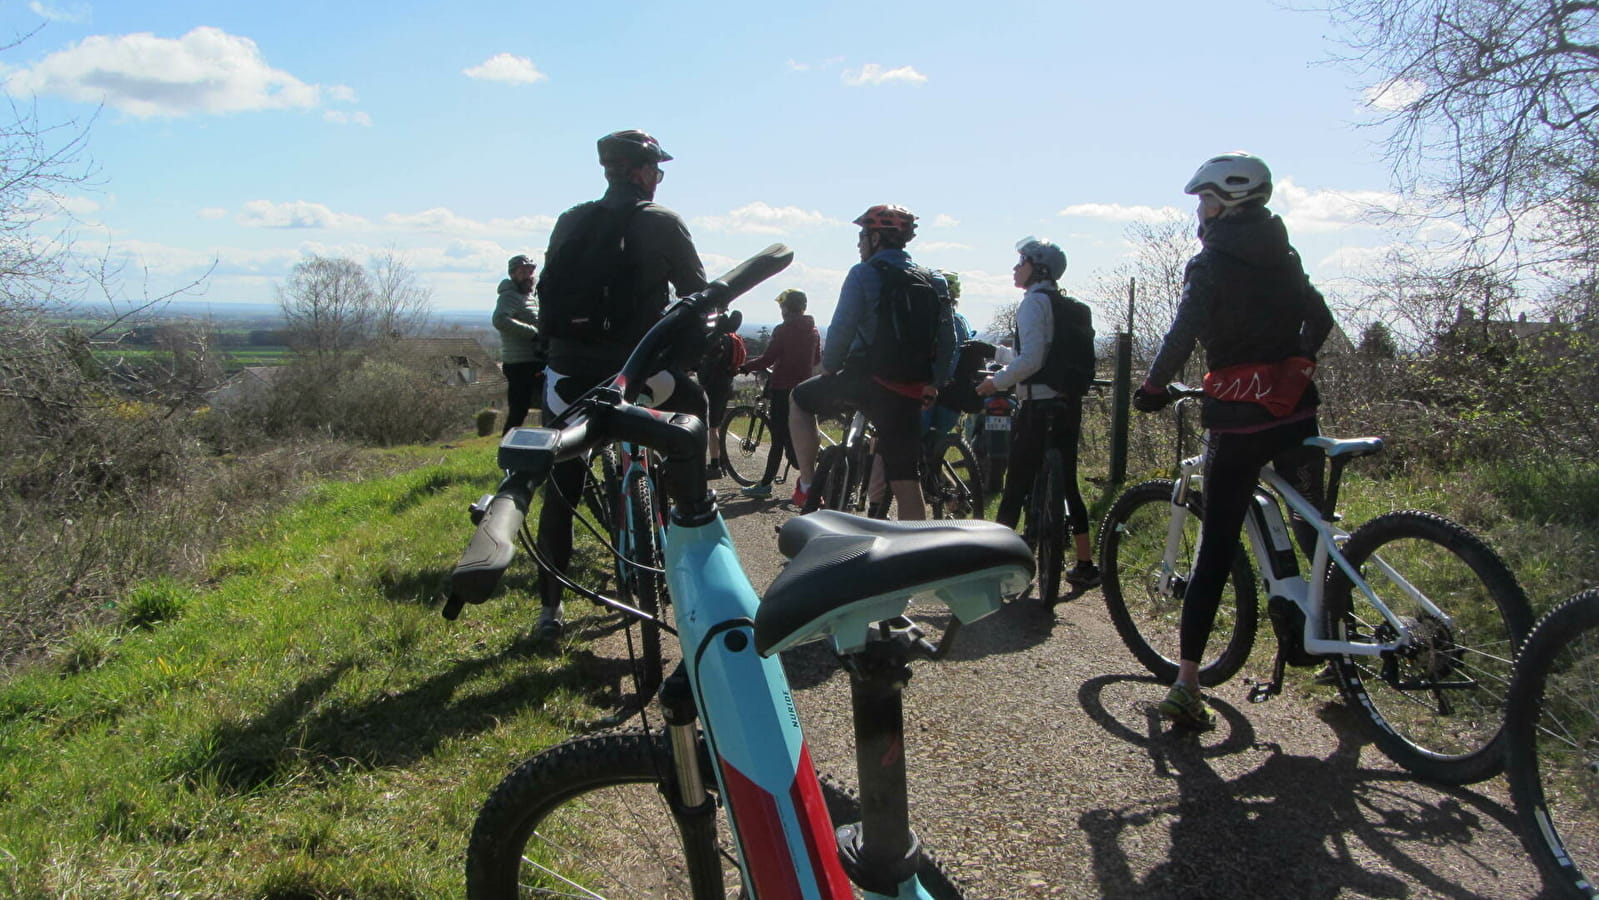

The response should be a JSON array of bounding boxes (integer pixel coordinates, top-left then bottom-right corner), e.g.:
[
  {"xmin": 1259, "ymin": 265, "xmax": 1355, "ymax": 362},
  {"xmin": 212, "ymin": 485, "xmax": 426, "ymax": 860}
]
[{"xmin": 0, "ymin": 0, "xmax": 1418, "ymax": 335}]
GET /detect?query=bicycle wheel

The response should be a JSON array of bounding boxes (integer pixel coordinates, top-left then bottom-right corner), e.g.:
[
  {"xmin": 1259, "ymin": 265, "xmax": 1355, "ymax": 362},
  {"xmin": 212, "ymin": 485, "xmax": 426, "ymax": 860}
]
[
  {"xmin": 466, "ymin": 729, "xmax": 966, "ymax": 899},
  {"xmin": 621, "ymin": 471, "xmax": 666, "ymax": 696},
  {"xmin": 1324, "ymin": 510, "xmax": 1534, "ymax": 785},
  {"xmin": 927, "ymin": 434, "xmax": 985, "ymax": 520},
  {"xmin": 719, "ymin": 405, "xmax": 768, "ymax": 486},
  {"xmin": 1506, "ymin": 590, "xmax": 1599, "ymax": 900},
  {"xmin": 1031, "ymin": 449, "xmax": 1066, "ymax": 604},
  {"xmin": 1097, "ymin": 479, "xmax": 1258, "ymax": 686}
]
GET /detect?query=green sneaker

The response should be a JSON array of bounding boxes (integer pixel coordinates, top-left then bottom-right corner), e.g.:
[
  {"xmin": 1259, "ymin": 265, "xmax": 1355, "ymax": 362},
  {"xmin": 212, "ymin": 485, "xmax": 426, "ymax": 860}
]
[
  {"xmin": 740, "ymin": 482, "xmax": 773, "ymax": 498},
  {"xmin": 1158, "ymin": 683, "xmax": 1216, "ymax": 731}
]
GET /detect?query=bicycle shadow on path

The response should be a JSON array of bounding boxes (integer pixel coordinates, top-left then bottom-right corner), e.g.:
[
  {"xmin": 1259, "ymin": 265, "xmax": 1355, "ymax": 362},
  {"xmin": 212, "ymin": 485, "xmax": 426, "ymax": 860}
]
[{"xmin": 1074, "ymin": 673, "xmax": 1535, "ymax": 900}]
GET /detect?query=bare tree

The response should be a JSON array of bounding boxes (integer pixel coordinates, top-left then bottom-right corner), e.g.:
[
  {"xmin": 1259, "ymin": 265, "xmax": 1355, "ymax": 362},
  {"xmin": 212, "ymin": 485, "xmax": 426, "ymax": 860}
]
[
  {"xmin": 1093, "ymin": 214, "xmax": 1195, "ymax": 355},
  {"xmin": 1323, "ymin": 0, "xmax": 1599, "ymax": 266},
  {"xmin": 277, "ymin": 255, "xmax": 376, "ymax": 359},
  {"xmin": 368, "ymin": 246, "xmax": 432, "ymax": 338},
  {"xmin": 985, "ymin": 301, "xmax": 1019, "ymax": 343}
]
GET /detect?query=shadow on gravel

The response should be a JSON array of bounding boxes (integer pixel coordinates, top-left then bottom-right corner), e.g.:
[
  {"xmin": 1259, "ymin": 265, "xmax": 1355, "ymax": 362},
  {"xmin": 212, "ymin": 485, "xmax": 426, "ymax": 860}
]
[{"xmin": 1075, "ymin": 673, "xmax": 1526, "ymax": 900}]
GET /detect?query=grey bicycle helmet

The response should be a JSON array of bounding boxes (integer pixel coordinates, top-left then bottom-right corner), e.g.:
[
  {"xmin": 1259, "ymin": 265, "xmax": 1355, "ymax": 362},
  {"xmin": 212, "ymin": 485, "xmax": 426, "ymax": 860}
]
[
  {"xmin": 1015, "ymin": 236, "xmax": 1067, "ymax": 282},
  {"xmin": 1184, "ymin": 151, "xmax": 1272, "ymax": 207}
]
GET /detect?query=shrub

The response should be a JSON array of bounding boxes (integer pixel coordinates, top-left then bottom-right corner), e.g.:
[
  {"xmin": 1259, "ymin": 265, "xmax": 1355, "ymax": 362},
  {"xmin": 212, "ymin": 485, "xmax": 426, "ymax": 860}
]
[{"xmin": 475, "ymin": 407, "xmax": 498, "ymax": 436}]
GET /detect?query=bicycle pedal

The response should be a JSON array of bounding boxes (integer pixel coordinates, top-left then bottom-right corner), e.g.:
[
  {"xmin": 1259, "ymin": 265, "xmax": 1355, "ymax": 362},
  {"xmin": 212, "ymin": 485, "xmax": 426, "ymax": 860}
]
[{"xmin": 1247, "ymin": 679, "xmax": 1282, "ymax": 703}]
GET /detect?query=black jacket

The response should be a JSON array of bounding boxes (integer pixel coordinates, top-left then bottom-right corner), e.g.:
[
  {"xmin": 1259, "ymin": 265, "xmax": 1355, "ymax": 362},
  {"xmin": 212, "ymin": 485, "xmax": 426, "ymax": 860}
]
[{"xmin": 1147, "ymin": 206, "xmax": 1334, "ymax": 428}]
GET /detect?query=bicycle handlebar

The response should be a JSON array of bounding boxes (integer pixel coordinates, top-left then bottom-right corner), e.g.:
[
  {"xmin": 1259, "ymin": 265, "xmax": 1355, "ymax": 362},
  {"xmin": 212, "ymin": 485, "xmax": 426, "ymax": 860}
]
[{"xmin": 444, "ymin": 244, "xmax": 794, "ymax": 617}]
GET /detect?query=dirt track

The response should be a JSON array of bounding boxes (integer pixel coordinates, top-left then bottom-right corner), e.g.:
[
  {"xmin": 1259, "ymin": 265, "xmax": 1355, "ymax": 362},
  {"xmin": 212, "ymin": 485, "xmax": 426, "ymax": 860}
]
[{"xmin": 705, "ymin": 483, "xmax": 1549, "ymax": 900}]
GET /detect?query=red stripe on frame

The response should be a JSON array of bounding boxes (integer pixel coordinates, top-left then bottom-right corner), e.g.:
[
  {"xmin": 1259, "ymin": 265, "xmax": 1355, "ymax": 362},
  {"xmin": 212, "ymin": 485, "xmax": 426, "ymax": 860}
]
[
  {"xmin": 719, "ymin": 757, "xmax": 803, "ymax": 900},
  {"xmin": 790, "ymin": 743, "xmax": 855, "ymax": 898}
]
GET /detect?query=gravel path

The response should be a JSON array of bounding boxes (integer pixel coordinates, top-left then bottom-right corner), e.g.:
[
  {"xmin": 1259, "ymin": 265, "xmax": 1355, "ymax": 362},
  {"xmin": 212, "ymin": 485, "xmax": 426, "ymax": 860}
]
[{"xmin": 581, "ymin": 477, "xmax": 1548, "ymax": 899}]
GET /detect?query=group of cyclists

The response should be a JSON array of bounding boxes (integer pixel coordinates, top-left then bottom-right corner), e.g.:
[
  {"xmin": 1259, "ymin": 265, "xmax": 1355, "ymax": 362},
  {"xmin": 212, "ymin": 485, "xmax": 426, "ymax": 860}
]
[{"xmin": 493, "ymin": 129, "xmax": 1332, "ymax": 731}]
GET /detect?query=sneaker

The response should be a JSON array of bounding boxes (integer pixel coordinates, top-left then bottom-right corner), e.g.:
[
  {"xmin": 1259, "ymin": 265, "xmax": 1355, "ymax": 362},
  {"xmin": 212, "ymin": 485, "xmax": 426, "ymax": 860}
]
[
  {"xmin": 1065, "ymin": 560, "xmax": 1102, "ymax": 589},
  {"xmin": 706, "ymin": 460, "xmax": 725, "ymax": 481},
  {"xmin": 1312, "ymin": 662, "xmax": 1340, "ymax": 687},
  {"xmin": 740, "ymin": 482, "xmax": 773, "ymax": 499},
  {"xmin": 791, "ymin": 482, "xmax": 811, "ymax": 508},
  {"xmin": 1158, "ymin": 683, "xmax": 1216, "ymax": 731},
  {"xmin": 535, "ymin": 603, "xmax": 565, "ymax": 641}
]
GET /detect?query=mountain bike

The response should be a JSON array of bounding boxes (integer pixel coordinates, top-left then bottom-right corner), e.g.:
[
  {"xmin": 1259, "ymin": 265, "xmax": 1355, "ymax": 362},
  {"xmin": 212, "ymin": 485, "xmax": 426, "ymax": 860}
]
[
  {"xmin": 806, "ymin": 412, "xmax": 984, "ymax": 521},
  {"xmin": 719, "ymin": 373, "xmax": 841, "ymax": 489},
  {"xmin": 446, "ymin": 244, "xmax": 1036, "ymax": 899},
  {"xmin": 1021, "ymin": 398, "xmax": 1077, "ymax": 606},
  {"xmin": 1098, "ymin": 385, "xmax": 1533, "ymax": 784},
  {"xmin": 805, "ymin": 409, "xmax": 874, "ymax": 514},
  {"xmin": 1505, "ymin": 588, "xmax": 1599, "ymax": 899}
]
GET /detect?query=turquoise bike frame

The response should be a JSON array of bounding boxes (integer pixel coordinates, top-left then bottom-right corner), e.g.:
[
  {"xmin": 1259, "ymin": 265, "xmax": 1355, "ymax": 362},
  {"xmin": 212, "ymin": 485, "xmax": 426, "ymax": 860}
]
[{"xmin": 665, "ymin": 514, "xmax": 945, "ymax": 900}]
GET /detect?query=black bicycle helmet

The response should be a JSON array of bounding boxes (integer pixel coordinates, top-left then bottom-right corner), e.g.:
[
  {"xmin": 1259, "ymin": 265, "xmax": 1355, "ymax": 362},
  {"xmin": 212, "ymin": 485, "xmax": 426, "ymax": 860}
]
[{"xmin": 597, "ymin": 129, "xmax": 673, "ymax": 166}]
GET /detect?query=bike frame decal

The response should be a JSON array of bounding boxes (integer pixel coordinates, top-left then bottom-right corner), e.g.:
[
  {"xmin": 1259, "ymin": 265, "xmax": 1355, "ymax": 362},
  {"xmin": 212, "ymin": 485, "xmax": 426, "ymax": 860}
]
[{"xmin": 667, "ymin": 516, "xmax": 852, "ymax": 899}]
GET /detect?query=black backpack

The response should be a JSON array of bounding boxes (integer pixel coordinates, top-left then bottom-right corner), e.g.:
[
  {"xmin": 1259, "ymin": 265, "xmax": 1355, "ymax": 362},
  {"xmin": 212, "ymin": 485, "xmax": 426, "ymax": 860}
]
[
  {"xmin": 536, "ymin": 200, "xmax": 649, "ymax": 343},
  {"xmin": 1025, "ymin": 288, "xmax": 1096, "ymax": 395},
  {"xmin": 861, "ymin": 259, "xmax": 945, "ymax": 383}
]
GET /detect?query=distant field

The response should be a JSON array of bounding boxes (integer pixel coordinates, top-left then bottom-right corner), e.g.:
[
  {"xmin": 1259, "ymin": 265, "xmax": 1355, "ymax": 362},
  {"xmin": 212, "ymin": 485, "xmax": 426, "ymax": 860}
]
[{"xmin": 92, "ymin": 346, "xmax": 293, "ymax": 374}]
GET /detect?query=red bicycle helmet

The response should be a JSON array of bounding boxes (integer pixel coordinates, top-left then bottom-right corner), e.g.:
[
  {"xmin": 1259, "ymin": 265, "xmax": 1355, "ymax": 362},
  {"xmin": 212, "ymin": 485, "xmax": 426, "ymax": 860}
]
[{"xmin": 852, "ymin": 204, "xmax": 917, "ymax": 239}]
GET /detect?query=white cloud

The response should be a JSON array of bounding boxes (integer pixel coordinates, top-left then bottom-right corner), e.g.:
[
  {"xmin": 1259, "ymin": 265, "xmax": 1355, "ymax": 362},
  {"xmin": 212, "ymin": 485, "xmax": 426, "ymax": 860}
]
[
  {"xmin": 198, "ymin": 207, "xmax": 227, "ymax": 220},
  {"xmin": 694, "ymin": 201, "xmax": 840, "ymax": 235},
  {"xmin": 786, "ymin": 59, "xmax": 810, "ymax": 72},
  {"xmin": 383, "ymin": 207, "xmax": 557, "ymax": 235},
  {"xmin": 1273, "ymin": 177, "xmax": 1401, "ymax": 234},
  {"xmin": 2, "ymin": 27, "xmax": 341, "ymax": 119},
  {"xmin": 841, "ymin": 64, "xmax": 926, "ymax": 87},
  {"xmin": 323, "ymin": 110, "xmax": 373, "ymax": 126},
  {"xmin": 933, "ymin": 214, "xmax": 959, "ymax": 228},
  {"xmin": 327, "ymin": 84, "xmax": 358, "ymax": 103},
  {"xmin": 29, "ymin": 1, "xmax": 90, "ymax": 23},
  {"xmin": 1363, "ymin": 77, "xmax": 1426, "ymax": 112},
  {"xmin": 463, "ymin": 53, "xmax": 547, "ymax": 84},
  {"xmin": 917, "ymin": 240, "xmax": 973, "ymax": 253},
  {"xmin": 1058, "ymin": 202, "xmax": 1184, "ymax": 223},
  {"xmin": 237, "ymin": 200, "xmax": 368, "ymax": 229}
]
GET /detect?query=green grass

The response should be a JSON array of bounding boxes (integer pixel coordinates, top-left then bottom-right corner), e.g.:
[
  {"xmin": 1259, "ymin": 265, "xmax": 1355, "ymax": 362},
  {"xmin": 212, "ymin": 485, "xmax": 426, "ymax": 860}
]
[{"xmin": 0, "ymin": 436, "xmax": 616, "ymax": 900}]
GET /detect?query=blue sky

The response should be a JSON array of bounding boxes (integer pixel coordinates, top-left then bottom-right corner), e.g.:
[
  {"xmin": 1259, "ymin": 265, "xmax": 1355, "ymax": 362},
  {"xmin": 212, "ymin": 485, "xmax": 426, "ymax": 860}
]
[{"xmin": 0, "ymin": 0, "xmax": 1414, "ymax": 334}]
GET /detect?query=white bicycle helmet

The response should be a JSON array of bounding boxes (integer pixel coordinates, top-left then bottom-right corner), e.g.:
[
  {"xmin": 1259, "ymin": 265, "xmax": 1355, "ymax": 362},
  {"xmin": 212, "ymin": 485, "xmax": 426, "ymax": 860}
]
[
  {"xmin": 1184, "ymin": 152, "xmax": 1272, "ymax": 207},
  {"xmin": 1015, "ymin": 236, "xmax": 1067, "ymax": 281}
]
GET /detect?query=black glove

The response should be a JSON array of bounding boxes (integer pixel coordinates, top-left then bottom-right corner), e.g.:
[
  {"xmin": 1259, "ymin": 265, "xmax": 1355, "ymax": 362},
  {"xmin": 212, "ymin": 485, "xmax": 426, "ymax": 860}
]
[{"xmin": 1132, "ymin": 384, "xmax": 1171, "ymax": 413}]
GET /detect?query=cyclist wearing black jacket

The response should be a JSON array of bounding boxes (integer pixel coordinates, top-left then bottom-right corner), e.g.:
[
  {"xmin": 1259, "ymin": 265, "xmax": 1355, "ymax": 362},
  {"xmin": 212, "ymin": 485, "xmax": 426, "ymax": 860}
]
[
  {"xmin": 1134, "ymin": 151, "xmax": 1334, "ymax": 730},
  {"xmin": 533, "ymin": 130, "xmax": 708, "ymax": 639}
]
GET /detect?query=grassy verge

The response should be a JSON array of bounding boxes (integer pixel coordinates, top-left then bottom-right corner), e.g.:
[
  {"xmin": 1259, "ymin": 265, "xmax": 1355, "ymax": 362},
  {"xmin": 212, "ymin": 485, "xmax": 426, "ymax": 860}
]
[{"xmin": 0, "ymin": 436, "xmax": 613, "ymax": 899}]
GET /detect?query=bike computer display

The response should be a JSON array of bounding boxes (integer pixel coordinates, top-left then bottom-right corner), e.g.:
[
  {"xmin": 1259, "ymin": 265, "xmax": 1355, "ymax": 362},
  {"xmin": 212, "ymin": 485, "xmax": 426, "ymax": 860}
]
[{"xmin": 498, "ymin": 427, "xmax": 560, "ymax": 471}]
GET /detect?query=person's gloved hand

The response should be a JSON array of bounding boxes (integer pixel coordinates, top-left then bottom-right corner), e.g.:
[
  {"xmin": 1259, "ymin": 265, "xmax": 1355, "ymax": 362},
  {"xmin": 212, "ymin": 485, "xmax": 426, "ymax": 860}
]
[{"xmin": 1132, "ymin": 381, "xmax": 1171, "ymax": 413}]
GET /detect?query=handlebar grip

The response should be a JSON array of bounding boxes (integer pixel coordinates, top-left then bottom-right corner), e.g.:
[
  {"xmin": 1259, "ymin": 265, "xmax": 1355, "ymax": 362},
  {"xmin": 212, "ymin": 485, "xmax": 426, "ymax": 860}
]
[
  {"xmin": 445, "ymin": 488, "xmax": 531, "ymax": 617},
  {"xmin": 703, "ymin": 243, "xmax": 793, "ymax": 306}
]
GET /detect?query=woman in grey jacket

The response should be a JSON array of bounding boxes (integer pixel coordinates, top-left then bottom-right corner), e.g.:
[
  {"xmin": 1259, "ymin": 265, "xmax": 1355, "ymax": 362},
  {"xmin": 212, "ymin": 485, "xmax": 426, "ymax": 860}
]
[{"xmin": 491, "ymin": 254, "xmax": 547, "ymax": 434}]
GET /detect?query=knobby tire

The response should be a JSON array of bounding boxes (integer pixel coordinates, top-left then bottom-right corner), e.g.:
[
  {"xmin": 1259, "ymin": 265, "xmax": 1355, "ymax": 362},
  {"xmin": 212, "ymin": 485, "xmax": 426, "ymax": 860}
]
[
  {"xmin": 1324, "ymin": 510, "xmax": 1533, "ymax": 785},
  {"xmin": 465, "ymin": 728, "xmax": 966, "ymax": 899},
  {"xmin": 719, "ymin": 405, "xmax": 768, "ymax": 487},
  {"xmin": 1505, "ymin": 589, "xmax": 1599, "ymax": 900}
]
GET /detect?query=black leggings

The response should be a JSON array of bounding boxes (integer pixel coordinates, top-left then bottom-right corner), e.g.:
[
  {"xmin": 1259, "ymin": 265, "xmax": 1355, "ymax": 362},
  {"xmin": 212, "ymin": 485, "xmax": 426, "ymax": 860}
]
[
  {"xmin": 1180, "ymin": 416, "xmax": 1325, "ymax": 662},
  {"xmin": 996, "ymin": 397, "xmax": 1091, "ymax": 537},
  {"xmin": 501, "ymin": 361, "xmax": 544, "ymax": 434},
  {"xmin": 535, "ymin": 369, "xmax": 706, "ymax": 607},
  {"xmin": 760, "ymin": 388, "xmax": 797, "ymax": 484}
]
